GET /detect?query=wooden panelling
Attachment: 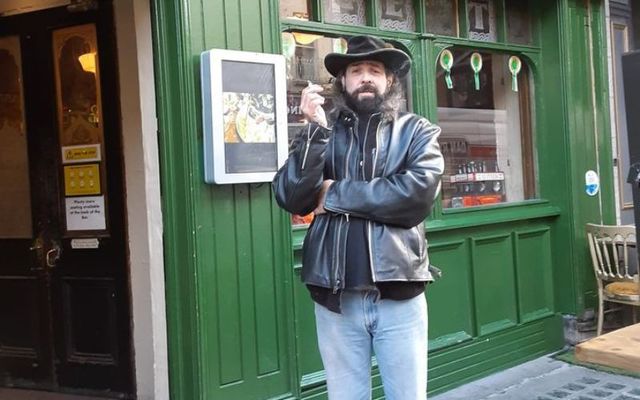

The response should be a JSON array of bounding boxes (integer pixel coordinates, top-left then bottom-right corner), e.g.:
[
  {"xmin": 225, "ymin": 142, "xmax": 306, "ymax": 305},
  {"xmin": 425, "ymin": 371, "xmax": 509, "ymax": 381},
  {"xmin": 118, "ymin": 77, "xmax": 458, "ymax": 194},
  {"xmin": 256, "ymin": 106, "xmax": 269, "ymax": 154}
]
[
  {"xmin": 61, "ymin": 277, "xmax": 117, "ymax": 365},
  {"xmin": 427, "ymin": 240, "xmax": 474, "ymax": 349},
  {"xmin": 472, "ymin": 234, "xmax": 518, "ymax": 336},
  {"xmin": 515, "ymin": 228, "xmax": 555, "ymax": 322}
]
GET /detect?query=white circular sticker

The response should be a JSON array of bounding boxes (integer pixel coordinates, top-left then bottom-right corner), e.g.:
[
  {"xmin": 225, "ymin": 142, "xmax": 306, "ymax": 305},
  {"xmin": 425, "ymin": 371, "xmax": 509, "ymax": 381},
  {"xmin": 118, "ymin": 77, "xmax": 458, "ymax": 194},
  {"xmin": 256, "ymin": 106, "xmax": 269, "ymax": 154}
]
[{"xmin": 585, "ymin": 170, "xmax": 600, "ymax": 196}]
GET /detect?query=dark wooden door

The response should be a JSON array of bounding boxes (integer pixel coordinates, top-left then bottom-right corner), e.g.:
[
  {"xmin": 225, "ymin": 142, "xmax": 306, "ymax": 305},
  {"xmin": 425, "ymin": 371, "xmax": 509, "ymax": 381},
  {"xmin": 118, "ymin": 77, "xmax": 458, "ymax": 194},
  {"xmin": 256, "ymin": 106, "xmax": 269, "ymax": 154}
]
[{"xmin": 0, "ymin": 3, "xmax": 133, "ymax": 396}]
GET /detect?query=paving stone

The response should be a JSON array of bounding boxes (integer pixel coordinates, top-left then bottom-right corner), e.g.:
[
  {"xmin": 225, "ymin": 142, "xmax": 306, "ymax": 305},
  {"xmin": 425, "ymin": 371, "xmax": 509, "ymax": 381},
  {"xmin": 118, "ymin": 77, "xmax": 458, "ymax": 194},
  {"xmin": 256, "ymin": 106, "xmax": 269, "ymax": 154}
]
[
  {"xmin": 547, "ymin": 390, "xmax": 572, "ymax": 398},
  {"xmin": 563, "ymin": 383, "xmax": 586, "ymax": 391},
  {"xmin": 580, "ymin": 377, "xmax": 601, "ymax": 385},
  {"xmin": 588, "ymin": 388, "xmax": 613, "ymax": 397},
  {"xmin": 604, "ymin": 383, "xmax": 627, "ymax": 390},
  {"xmin": 613, "ymin": 395, "xmax": 640, "ymax": 400}
]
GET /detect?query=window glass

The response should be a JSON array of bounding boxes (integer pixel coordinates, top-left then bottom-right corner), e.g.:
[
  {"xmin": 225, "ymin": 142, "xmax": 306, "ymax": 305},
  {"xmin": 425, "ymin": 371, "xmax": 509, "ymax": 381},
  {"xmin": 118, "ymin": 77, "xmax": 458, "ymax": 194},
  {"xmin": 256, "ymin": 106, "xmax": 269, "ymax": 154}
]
[
  {"xmin": 322, "ymin": 0, "xmax": 366, "ymax": 25},
  {"xmin": 377, "ymin": 0, "xmax": 416, "ymax": 31},
  {"xmin": 436, "ymin": 49, "xmax": 535, "ymax": 209},
  {"xmin": 0, "ymin": 36, "xmax": 32, "ymax": 238},
  {"xmin": 467, "ymin": 0, "xmax": 497, "ymax": 42},
  {"xmin": 283, "ymin": 33, "xmax": 346, "ymax": 225},
  {"xmin": 506, "ymin": 1, "xmax": 532, "ymax": 45},
  {"xmin": 280, "ymin": 0, "xmax": 310, "ymax": 20},
  {"xmin": 425, "ymin": 0, "xmax": 458, "ymax": 36}
]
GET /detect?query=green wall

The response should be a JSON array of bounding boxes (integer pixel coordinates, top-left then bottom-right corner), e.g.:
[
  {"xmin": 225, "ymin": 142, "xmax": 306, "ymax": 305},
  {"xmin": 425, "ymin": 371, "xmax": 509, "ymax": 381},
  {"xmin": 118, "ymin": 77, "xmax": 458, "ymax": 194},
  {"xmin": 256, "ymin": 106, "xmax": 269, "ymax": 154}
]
[{"xmin": 152, "ymin": 0, "xmax": 614, "ymax": 398}]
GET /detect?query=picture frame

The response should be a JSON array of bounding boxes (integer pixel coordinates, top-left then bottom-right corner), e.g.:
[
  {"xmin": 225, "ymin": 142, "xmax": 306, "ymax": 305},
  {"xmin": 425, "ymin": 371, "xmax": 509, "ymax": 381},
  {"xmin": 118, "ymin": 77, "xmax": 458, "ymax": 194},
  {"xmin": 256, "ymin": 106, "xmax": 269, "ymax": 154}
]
[{"xmin": 201, "ymin": 48, "xmax": 288, "ymax": 184}]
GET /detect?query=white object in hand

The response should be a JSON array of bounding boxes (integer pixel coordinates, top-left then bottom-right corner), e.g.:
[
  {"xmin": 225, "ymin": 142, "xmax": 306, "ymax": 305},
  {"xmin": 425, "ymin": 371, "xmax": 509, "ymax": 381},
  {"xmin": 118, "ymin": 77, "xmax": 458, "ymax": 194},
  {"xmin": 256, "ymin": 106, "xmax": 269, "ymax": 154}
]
[{"xmin": 307, "ymin": 81, "xmax": 328, "ymax": 128}]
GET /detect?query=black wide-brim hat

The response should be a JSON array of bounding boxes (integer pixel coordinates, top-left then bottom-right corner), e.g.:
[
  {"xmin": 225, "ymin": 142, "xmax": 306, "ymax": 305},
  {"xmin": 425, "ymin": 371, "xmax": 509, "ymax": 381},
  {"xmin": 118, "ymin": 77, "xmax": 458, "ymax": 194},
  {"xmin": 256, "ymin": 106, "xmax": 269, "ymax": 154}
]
[{"xmin": 324, "ymin": 35, "xmax": 411, "ymax": 78}]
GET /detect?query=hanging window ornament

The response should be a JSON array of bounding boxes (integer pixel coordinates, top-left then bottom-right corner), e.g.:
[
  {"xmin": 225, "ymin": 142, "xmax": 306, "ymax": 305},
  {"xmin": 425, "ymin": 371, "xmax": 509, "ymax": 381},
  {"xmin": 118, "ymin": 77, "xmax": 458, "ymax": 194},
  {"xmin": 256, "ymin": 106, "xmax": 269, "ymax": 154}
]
[
  {"xmin": 508, "ymin": 56, "xmax": 522, "ymax": 92},
  {"xmin": 470, "ymin": 52, "xmax": 483, "ymax": 90},
  {"xmin": 281, "ymin": 32, "xmax": 296, "ymax": 60},
  {"xmin": 439, "ymin": 49, "xmax": 454, "ymax": 89}
]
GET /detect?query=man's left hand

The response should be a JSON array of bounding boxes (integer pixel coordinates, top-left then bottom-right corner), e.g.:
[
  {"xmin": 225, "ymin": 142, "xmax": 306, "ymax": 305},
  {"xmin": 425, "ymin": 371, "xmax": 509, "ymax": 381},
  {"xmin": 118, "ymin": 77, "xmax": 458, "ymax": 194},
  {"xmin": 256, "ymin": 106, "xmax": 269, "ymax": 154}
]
[{"xmin": 313, "ymin": 179, "xmax": 334, "ymax": 215}]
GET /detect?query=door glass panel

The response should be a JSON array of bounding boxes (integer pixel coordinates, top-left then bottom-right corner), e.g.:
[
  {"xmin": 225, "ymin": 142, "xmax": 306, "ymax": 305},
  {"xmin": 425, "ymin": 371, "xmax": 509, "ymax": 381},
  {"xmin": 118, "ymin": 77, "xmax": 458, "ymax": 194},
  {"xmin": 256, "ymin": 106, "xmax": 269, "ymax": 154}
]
[
  {"xmin": 52, "ymin": 24, "xmax": 108, "ymax": 234},
  {"xmin": 280, "ymin": 0, "xmax": 310, "ymax": 20},
  {"xmin": 0, "ymin": 35, "xmax": 32, "ymax": 238},
  {"xmin": 322, "ymin": 0, "xmax": 366, "ymax": 25},
  {"xmin": 506, "ymin": 1, "xmax": 532, "ymax": 45},
  {"xmin": 377, "ymin": 0, "xmax": 415, "ymax": 31},
  {"xmin": 425, "ymin": 0, "xmax": 458, "ymax": 36},
  {"xmin": 467, "ymin": 0, "xmax": 497, "ymax": 42}
]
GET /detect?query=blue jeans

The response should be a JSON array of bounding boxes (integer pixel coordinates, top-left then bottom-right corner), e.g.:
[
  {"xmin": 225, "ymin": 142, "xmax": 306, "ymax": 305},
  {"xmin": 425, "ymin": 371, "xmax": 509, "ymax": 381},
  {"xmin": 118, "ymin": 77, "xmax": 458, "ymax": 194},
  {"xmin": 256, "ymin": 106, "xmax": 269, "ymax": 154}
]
[{"xmin": 314, "ymin": 290, "xmax": 428, "ymax": 400}]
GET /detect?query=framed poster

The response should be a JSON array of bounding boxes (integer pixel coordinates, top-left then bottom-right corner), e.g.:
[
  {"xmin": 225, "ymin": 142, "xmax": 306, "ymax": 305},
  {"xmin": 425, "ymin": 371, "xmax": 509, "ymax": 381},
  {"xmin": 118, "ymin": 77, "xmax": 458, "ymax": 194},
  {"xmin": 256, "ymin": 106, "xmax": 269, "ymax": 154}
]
[{"xmin": 201, "ymin": 48, "xmax": 288, "ymax": 184}]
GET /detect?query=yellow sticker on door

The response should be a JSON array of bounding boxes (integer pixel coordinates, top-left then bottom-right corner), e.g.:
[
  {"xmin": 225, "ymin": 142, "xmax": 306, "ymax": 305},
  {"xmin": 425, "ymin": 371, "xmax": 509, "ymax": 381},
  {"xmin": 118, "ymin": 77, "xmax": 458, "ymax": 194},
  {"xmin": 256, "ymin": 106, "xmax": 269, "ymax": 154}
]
[{"xmin": 64, "ymin": 164, "xmax": 101, "ymax": 196}]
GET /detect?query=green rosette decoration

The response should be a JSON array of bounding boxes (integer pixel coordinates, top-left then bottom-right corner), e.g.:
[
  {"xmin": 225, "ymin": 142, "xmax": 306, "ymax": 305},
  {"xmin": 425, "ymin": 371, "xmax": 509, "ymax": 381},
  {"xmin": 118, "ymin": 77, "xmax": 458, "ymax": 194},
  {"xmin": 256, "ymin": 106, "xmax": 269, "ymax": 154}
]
[
  {"xmin": 439, "ymin": 49, "xmax": 454, "ymax": 89},
  {"xmin": 470, "ymin": 52, "xmax": 483, "ymax": 91},
  {"xmin": 508, "ymin": 56, "xmax": 522, "ymax": 92}
]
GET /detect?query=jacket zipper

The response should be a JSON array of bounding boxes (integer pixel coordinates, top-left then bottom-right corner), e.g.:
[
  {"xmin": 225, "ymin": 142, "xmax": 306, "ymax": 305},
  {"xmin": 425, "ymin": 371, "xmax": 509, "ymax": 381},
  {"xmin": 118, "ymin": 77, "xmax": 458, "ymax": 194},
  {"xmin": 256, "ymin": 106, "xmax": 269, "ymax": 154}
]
[
  {"xmin": 332, "ymin": 122, "xmax": 354, "ymax": 293},
  {"xmin": 301, "ymin": 125, "xmax": 319, "ymax": 170},
  {"xmin": 367, "ymin": 120, "xmax": 382, "ymax": 283}
]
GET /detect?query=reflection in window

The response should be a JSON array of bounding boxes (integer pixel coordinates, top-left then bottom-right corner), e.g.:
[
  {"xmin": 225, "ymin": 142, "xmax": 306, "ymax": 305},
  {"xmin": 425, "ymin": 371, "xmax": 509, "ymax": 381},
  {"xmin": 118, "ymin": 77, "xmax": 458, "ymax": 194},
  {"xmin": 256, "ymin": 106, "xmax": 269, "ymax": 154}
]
[
  {"xmin": 322, "ymin": 0, "xmax": 366, "ymax": 25},
  {"xmin": 425, "ymin": 0, "xmax": 458, "ymax": 36},
  {"xmin": 0, "ymin": 36, "xmax": 32, "ymax": 238},
  {"xmin": 377, "ymin": 0, "xmax": 415, "ymax": 31},
  {"xmin": 467, "ymin": 0, "xmax": 497, "ymax": 42},
  {"xmin": 279, "ymin": 0, "xmax": 310, "ymax": 20},
  {"xmin": 436, "ymin": 49, "xmax": 535, "ymax": 209},
  {"xmin": 506, "ymin": 1, "xmax": 532, "ymax": 45}
]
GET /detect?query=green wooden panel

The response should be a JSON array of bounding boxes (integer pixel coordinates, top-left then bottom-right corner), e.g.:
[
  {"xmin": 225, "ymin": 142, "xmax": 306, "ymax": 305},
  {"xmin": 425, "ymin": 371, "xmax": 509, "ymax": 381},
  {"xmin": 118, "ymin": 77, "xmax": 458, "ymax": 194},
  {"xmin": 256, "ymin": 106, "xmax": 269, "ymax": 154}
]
[
  {"xmin": 515, "ymin": 228, "xmax": 555, "ymax": 322},
  {"xmin": 292, "ymin": 267, "xmax": 324, "ymax": 388},
  {"xmin": 472, "ymin": 234, "xmax": 518, "ymax": 335},
  {"xmin": 427, "ymin": 239, "xmax": 474, "ymax": 349}
]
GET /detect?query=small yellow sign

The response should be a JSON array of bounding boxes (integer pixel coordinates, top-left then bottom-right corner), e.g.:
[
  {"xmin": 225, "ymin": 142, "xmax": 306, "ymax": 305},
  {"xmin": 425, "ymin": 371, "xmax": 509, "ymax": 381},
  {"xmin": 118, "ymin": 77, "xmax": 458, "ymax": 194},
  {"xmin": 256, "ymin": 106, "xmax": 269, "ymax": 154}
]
[
  {"xmin": 62, "ymin": 144, "xmax": 101, "ymax": 164},
  {"xmin": 64, "ymin": 164, "xmax": 101, "ymax": 196}
]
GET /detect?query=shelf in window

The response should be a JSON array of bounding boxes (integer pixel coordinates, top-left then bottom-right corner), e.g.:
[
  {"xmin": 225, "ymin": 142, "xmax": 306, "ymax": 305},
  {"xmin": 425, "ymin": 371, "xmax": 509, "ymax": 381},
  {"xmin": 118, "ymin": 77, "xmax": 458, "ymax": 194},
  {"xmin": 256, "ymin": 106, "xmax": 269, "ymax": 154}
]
[{"xmin": 448, "ymin": 172, "xmax": 504, "ymax": 183}]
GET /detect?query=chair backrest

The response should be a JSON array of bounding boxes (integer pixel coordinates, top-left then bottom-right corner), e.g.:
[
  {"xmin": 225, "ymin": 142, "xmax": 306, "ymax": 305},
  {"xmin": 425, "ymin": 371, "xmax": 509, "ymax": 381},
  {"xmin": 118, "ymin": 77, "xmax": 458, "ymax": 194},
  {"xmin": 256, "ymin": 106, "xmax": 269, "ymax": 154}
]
[{"xmin": 586, "ymin": 223, "xmax": 637, "ymax": 282}]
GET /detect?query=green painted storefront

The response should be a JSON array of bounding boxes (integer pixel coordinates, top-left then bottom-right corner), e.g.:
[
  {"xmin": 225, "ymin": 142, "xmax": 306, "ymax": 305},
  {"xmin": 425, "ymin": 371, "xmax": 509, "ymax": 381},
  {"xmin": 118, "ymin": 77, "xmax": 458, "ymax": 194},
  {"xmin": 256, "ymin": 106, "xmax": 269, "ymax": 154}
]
[{"xmin": 152, "ymin": 0, "xmax": 616, "ymax": 398}]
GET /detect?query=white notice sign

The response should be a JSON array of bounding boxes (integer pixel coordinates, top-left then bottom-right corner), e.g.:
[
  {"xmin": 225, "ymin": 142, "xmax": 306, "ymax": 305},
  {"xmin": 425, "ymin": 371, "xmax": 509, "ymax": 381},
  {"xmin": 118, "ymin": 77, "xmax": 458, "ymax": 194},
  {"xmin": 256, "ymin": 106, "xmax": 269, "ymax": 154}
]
[{"xmin": 65, "ymin": 196, "xmax": 106, "ymax": 231}]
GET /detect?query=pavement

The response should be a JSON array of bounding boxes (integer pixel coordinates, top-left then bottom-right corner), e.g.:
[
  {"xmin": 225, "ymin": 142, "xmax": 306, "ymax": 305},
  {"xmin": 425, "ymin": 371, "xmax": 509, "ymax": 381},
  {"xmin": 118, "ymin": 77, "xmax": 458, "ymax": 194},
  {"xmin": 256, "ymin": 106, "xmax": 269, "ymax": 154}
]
[{"xmin": 432, "ymin": 352, "xmax": 640, "ymax": 400}]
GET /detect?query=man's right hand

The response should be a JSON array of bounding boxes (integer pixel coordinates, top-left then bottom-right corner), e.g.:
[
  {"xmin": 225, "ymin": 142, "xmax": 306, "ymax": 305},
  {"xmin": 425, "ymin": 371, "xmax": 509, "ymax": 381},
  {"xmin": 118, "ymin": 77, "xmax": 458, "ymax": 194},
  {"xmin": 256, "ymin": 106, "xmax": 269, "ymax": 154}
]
[{"xmin": 301, "ymin": 83, "xmax": 328, "ymax": 128}]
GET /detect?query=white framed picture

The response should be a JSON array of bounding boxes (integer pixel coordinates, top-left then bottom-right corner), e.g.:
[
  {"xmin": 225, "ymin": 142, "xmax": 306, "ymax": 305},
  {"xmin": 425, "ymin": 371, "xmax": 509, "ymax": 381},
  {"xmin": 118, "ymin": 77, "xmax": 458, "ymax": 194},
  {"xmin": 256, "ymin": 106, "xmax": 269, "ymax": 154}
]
[{"xmin": 201, "ymin": 48, "xmax": 288, "ymax": 184}]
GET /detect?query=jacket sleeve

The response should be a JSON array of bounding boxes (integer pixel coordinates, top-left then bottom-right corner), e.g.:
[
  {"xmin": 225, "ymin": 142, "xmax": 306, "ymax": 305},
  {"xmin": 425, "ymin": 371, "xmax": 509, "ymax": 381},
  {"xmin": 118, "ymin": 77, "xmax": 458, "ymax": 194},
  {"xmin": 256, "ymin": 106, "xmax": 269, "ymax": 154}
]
[
  {"xmin": 272, "ymin": 123, "xmax": 331, "ymax": 216},
  {"xmin": 323, "ymin": 120, "xmax": 444, "ymax": 228}
]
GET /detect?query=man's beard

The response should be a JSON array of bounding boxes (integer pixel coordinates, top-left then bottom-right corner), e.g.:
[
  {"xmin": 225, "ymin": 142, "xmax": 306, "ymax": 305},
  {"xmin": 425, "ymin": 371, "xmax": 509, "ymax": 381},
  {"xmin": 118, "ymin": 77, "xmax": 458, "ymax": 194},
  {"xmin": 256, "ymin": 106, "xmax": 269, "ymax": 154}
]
[{"xmin": 345, "ymin": 83, "xmax": 384, "ymax": 114}]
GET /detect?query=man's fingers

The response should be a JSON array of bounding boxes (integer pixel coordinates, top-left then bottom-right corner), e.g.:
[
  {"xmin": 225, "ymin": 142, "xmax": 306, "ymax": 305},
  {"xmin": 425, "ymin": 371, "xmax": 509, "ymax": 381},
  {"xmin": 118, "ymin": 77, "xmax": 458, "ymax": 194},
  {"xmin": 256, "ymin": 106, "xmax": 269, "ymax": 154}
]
[{"xmin": 303, "ymin": 84, "xmax": 324, "ymax": 94}]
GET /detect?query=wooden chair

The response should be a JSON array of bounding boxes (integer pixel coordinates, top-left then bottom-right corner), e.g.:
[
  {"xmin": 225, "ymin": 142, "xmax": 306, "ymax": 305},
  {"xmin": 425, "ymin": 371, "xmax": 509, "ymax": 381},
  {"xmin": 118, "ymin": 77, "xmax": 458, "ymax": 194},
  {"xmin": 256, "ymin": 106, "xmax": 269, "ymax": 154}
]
[{"xmin": 585, "ymin": 223, "xmax": 640, "ymax": 336}]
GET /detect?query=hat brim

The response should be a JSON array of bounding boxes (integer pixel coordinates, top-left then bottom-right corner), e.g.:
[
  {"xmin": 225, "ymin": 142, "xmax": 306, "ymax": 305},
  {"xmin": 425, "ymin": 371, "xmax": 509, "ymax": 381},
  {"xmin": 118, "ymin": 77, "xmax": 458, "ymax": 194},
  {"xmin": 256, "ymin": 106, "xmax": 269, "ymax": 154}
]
[{"xmin": 324, "ymin": 48, "xmax": 411, "ymax": 78}]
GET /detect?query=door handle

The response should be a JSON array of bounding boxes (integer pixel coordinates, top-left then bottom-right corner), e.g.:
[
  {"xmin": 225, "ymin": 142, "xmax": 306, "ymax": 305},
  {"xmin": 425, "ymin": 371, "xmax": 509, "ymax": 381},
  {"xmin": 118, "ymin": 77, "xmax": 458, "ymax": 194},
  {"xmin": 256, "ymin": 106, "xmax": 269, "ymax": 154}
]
[{"xmin": 46, "ymin": 243, "xmax": 61, "ymax": 268}]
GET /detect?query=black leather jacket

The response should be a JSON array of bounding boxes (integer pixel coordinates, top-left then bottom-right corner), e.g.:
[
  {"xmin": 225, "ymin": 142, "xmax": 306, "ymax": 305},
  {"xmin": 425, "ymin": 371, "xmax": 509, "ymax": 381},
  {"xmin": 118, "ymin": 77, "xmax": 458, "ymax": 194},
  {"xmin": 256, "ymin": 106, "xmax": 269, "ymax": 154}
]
[{"xmin": 273, "ymin": 111, "xmax": 444, "ymax": 293}]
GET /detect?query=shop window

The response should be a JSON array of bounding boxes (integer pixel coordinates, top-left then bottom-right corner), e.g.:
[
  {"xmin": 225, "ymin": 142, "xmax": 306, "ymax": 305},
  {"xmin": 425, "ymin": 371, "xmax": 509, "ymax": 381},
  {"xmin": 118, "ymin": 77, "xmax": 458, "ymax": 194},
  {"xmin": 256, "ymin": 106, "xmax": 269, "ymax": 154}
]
[
  {"xmin": 377, "ymin": 0, "xmax": 416, "ymax": 31},
  {"xmin": 280, "ymin": 0, "xmax": 311, "ymax": 20},
  {"xmin": 506, "ymin": 1, "xmax": 532, "ymax": 45},
  {"xmin": 322, "ymin": 0, "xmax": 366, "ymax": 25},
  {"xmin": 436, "ymin": 49, "xmax": 535, "ymax": 209},
  {"xmin": 467, "ymin": 0, "xmax": 497, "ymax": 42},
  {"xmin": 425, "ymin": 0, "xmax": 458, "ymax": 36}
]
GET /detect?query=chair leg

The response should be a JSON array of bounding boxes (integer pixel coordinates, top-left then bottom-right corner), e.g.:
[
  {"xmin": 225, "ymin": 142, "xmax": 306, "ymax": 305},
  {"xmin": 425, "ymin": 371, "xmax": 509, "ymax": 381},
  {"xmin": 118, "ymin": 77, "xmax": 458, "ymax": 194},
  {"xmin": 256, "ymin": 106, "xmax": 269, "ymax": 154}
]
[{"xmin": 597, "ymin": 297, "xmax": 604, "ymax": 336}]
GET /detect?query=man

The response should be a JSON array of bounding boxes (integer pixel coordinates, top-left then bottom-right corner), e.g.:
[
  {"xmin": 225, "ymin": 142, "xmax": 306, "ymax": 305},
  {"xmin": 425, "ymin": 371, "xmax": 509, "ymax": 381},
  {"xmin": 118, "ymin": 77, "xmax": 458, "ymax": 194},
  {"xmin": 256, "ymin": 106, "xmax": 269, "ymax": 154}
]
[{"xmin": 273, "ymin": 35, "xmax": 444, "ymax": 400}]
